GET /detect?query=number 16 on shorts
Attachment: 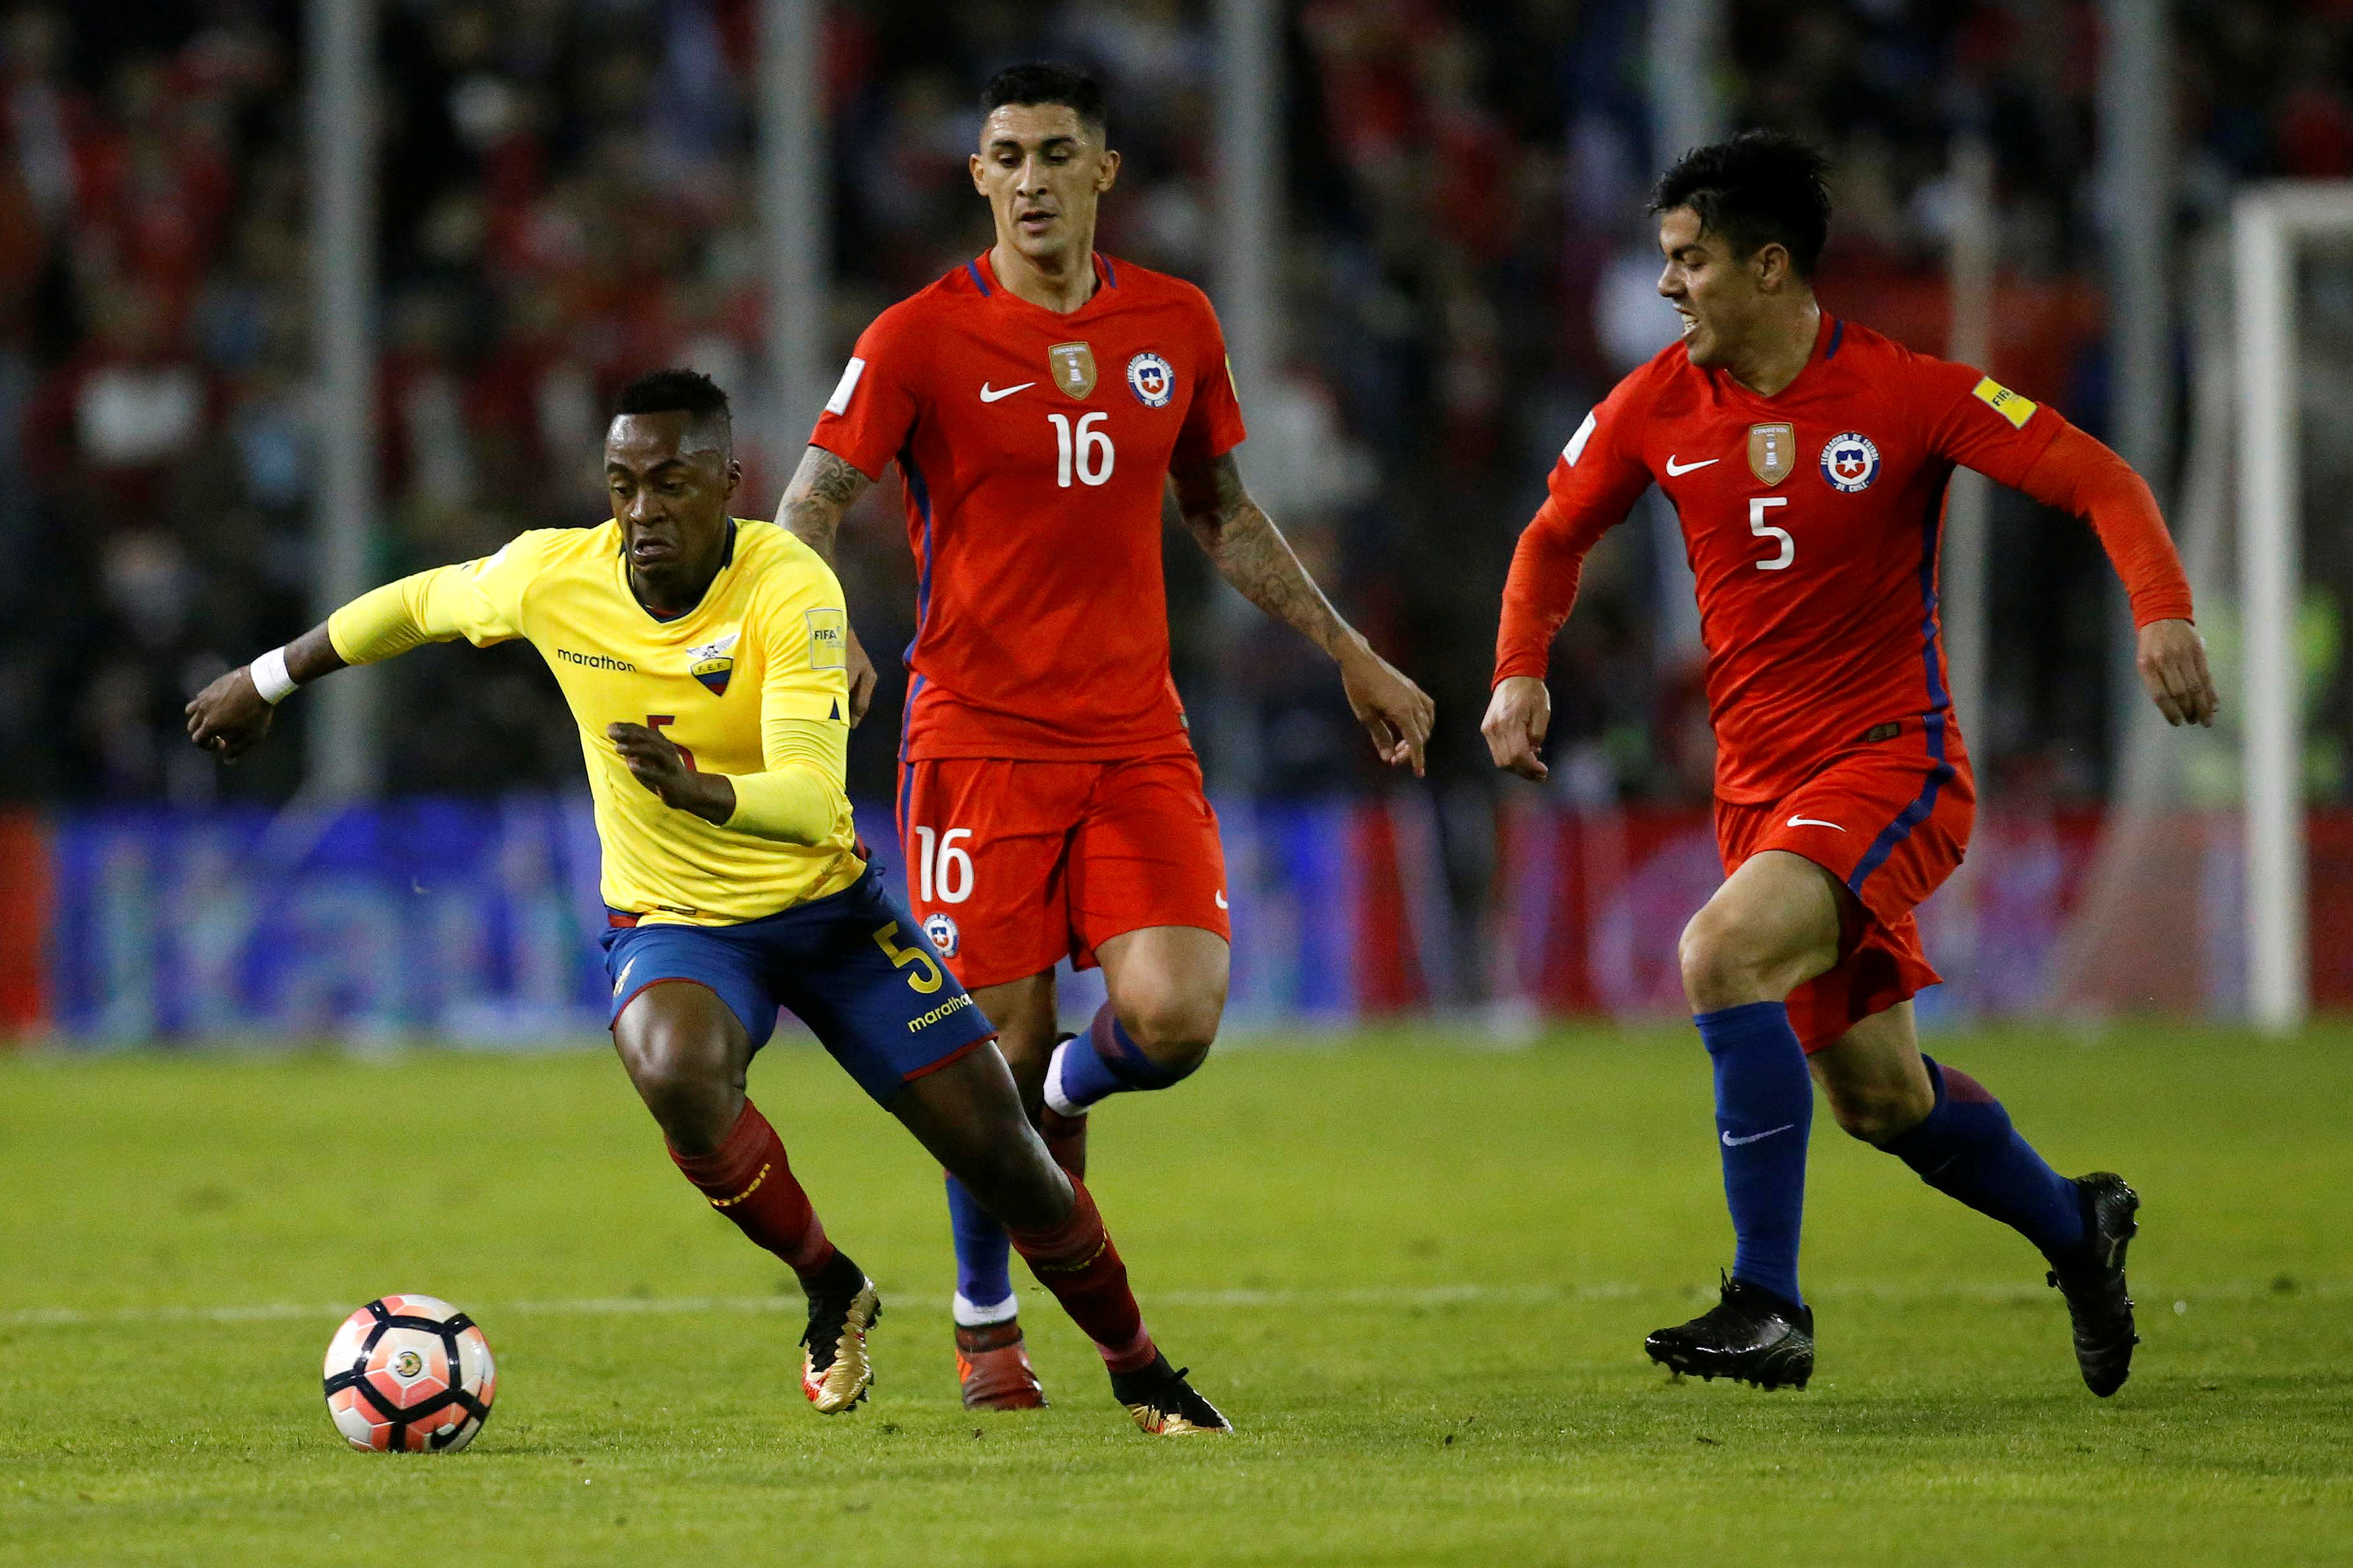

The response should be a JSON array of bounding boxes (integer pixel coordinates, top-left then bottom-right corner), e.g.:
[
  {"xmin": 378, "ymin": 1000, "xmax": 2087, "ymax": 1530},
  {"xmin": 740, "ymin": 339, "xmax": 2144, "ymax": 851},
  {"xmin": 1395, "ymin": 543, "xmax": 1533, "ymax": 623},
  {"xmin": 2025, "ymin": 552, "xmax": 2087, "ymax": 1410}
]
[{"xmin": 912, "ymin": 826, "xmax": 973, "ymax": 905}]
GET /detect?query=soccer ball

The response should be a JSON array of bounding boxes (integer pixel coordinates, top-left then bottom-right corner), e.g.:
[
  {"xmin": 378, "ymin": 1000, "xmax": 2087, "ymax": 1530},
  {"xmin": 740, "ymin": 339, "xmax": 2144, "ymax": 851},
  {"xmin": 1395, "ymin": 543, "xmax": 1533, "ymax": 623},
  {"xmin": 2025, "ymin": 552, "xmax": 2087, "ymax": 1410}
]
[{"xmin": 321, "ymin": 1294, "xmax": 497, "ymax": 1452}]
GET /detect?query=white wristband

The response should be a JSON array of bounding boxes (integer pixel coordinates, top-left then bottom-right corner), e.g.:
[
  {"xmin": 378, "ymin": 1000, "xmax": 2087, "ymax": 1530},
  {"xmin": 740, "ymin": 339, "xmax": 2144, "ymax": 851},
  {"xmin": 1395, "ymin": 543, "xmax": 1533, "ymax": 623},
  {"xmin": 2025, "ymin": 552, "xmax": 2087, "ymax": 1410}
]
[{"xmin": 249, "ymin": 646, "xmax": 298, "ymax": 705}]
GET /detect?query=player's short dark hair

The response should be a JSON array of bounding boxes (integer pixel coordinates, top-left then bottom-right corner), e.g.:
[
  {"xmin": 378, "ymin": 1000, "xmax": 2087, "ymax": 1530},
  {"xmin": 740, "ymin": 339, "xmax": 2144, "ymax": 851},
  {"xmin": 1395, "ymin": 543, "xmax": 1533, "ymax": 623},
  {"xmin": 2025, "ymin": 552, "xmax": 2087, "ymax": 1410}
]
[
  {"xmin": 1651, "ymin": 131, "xmax": 1833, "ymax": 279},
  {"xmin": 982, "ymin": 63, "xmax": 1107, "ymax": 136},
  {"xmin": 612, "ymin": 368, "xmax": 731, "ymax": 448}
]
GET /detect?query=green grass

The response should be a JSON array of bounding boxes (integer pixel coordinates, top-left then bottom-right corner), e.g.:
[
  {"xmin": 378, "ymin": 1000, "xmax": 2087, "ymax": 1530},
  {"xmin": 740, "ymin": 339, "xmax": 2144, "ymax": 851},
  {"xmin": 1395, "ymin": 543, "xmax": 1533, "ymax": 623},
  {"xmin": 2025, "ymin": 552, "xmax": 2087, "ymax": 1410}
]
[{"xmin": 2, "ymin": 1024, "xmax": 2349, "ymax": 1566}]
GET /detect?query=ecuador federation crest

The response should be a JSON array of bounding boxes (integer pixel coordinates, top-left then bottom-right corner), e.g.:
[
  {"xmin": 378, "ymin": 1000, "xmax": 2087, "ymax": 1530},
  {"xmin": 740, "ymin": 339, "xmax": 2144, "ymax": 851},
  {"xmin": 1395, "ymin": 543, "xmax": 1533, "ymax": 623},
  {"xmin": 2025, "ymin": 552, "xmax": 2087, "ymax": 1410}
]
[
  {"xmin": 689, "ymin": 630, "xmax": 739, "ymax": 696},
  {"xmin": 1747, "ymin": 422, "xmax": 1795, "ymax": 485},
  {"xmin": 1048, "ymin": 340, "xmax": 1096, "ymax": 399}
]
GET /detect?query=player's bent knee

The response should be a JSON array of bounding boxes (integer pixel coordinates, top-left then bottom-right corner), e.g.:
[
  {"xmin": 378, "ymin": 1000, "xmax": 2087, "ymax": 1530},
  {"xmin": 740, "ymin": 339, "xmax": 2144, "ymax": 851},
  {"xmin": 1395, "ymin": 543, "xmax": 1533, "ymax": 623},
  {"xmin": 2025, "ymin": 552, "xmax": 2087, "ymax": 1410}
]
[
  {"xmin": 614, "ymin": 1014, "xmax": 742, "ymax": 1149},
  {"xmin": 1678, "ymin": 908, "xmax": 1771, "ymax": 1011},
  {"xmin": 1824, "ymin": 1082, "xmax": 1930, "ymax": 1146},
  {"xmin": 1114, "ymin": 990, "xmax": 1224, "ymax": 1076}
]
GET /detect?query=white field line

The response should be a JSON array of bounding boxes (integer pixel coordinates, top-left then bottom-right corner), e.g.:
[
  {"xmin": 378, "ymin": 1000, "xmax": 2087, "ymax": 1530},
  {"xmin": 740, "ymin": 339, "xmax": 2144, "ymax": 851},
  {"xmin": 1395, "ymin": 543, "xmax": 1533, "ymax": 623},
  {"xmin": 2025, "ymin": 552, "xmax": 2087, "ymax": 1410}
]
[{"xmin": 1, "ymin": 1278, "xmax": 2342, "ymax": 1331}]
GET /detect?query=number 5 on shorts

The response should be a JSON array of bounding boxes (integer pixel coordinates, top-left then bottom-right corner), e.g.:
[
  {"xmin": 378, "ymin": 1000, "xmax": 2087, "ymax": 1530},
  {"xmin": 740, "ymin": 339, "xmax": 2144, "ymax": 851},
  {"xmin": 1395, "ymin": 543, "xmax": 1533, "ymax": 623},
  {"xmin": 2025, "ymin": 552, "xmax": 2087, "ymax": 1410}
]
[{"xmin": 873, "ymin": 921, "xmax": 945, "ymax": 993}]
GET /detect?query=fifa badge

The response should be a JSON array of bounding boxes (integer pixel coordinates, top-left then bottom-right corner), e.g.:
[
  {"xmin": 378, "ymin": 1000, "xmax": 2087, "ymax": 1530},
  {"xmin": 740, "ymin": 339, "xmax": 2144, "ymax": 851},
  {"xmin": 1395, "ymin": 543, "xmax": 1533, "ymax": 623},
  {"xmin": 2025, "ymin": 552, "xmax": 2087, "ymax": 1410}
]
[
  {"xmin": 1126, "ymin": 351, "xmax": 1175, "ymax": 407},
  {"xmin": 1748, "ymin": 422, "xmax": 1794, "ymax": 485},
  {"xmin": 1819, "ymin": 431, "xmax": 1881, "ymax": 493},
  {"xmin": 805, "ymin": 608, "xmax": 845, "ymax": 671},
  {"xmin": 1048, "ymin": 341, "xmax": 1097, "ymax": 399},
  {"xmin": 689, "ymin": 630, "xmax": 740, "ymax": 696},
  {"xmin": 923, "ymin": 911, "xmax": 959, "ymax": 959}
]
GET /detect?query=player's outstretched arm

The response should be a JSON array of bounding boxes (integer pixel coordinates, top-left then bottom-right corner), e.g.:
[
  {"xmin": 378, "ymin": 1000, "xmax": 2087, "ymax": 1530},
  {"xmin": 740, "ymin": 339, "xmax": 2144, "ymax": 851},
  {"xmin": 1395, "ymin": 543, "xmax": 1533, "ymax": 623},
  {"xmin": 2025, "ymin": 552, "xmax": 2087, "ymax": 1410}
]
[
  {"xmin": 184, "ymin": 622, "xmax": 350, "ymax": 763},
  {"xmin": 2011, "ymin": 423, "xmax": 2221, "ymax": 727},
  {"xmin": 1170, "ymin": 450, "xmax": 1435, "ymax": 776},
  {"xmin": 776, "ymin": 445, "xmax": 880, "ymax": 725},
  {"xmin": 189, "ymin": 546, "xmax": 537, "ymax": 764}
]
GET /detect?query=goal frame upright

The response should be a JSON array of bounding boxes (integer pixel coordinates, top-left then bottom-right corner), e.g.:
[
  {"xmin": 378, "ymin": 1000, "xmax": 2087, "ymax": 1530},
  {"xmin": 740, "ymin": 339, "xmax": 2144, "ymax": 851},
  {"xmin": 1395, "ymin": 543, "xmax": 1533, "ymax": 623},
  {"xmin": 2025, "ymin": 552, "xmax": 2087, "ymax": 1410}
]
[{"xmin": 2233, "ymin": 181, "xmax": 2353, "ymax": 1034}]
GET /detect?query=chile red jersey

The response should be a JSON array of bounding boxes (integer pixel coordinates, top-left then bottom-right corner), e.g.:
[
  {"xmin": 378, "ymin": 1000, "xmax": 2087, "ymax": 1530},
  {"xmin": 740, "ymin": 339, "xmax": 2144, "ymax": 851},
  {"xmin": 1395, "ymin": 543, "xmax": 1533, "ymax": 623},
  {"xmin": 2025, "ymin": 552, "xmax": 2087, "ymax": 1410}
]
[
  {"xmin": 1496, "ymin": 315, "xmax": 2068, "ymax": 804},
  {"xmin": 809, "ymin": 251, "xmax": 1247, "ymax": 761}
]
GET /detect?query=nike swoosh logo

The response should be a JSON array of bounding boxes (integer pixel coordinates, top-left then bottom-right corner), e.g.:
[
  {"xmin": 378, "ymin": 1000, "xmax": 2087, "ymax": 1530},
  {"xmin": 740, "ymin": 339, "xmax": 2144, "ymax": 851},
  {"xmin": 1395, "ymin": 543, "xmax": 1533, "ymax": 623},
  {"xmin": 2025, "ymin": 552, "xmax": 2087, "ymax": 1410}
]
[
  {"xmin": 1722, "ymin": 1124, "xmax": 1796, "ymax": 1147},
  {"xmin": 1665, "ymin": 455, "xmax": 1718, "ymax": 476},
  {"xmin": 979, "ymin": 382, "xmax": 1034, "ymax": 403},
  {"xmin": 1214, "ymin": 891, "xmax": 1229, "ymax": 910},
  {"xmin": 1786, "ymin": 815, "xmax": 1845, "ymax": 831}
]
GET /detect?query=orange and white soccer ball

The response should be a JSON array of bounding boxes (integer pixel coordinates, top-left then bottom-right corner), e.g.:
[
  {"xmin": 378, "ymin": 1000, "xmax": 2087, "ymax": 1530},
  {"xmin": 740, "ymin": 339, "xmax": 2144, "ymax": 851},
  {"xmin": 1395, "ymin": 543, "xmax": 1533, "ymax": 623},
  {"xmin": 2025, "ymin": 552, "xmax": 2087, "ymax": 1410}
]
[{"xmin": 321, "ymin": 1294, "xmax": 496, "ymax": 1453}]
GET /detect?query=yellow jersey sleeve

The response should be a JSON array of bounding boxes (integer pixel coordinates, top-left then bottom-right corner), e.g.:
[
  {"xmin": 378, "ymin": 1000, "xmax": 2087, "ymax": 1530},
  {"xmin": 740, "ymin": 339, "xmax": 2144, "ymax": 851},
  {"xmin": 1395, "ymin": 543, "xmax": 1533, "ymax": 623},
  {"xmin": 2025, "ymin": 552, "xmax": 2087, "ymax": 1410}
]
[
  {"xmin": 722, "ymin": 718, "xmax": 846, "ymax": 843},
  {"xmin": 714, "ymin": 556, "xmax": 853, "ymax": 845},
  {"xmin": 325, "ymin": 532, "xmax": 554, "ymax": 665}
]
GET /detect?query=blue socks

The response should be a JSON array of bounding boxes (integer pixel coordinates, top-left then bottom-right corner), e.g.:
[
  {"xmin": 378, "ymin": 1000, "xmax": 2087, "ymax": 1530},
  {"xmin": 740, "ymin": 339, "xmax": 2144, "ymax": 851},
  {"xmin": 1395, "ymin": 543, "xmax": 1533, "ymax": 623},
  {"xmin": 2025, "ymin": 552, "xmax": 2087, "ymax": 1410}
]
[
  {"xmin": 1696, "ymin": 1001, "xmax": 1814, "ymax": 1307},
  {"xmin": 1882, "ymin": 1057, "xmax": 2087, "ymax": 1264},
  {"xmin": 1043, "ymin": 1003, "xmax": 1193, "ymax": 1115},
  {"xmin": 945, "ymin": 1173, "xmax": 1016, "ymax": 1325}
]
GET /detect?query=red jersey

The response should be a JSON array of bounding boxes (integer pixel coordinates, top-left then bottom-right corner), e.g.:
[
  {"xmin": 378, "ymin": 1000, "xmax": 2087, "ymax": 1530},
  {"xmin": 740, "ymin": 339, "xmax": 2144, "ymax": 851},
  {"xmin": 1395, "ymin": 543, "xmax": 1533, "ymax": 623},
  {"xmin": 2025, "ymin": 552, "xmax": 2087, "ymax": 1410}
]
[
  {"xmin": 809, "ymin": 251, "xmax": 1247, "ymax": 761},
  {"xmin": 1496, "ymin": 315, "xmax": 2186, "ymax": 804}
]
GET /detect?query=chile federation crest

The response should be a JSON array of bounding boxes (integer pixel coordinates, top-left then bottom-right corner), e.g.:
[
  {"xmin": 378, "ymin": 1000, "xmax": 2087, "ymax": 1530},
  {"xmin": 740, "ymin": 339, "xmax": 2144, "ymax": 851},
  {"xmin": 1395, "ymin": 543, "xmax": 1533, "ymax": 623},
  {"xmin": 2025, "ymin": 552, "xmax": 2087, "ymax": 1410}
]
[
  {"xmin": 1126, "ymin": 352, "xmax": 1174, "ymax": 407},
  {"xmin": 1819, "ymin": 431, "xmax": 1881, "ymax": 493}
]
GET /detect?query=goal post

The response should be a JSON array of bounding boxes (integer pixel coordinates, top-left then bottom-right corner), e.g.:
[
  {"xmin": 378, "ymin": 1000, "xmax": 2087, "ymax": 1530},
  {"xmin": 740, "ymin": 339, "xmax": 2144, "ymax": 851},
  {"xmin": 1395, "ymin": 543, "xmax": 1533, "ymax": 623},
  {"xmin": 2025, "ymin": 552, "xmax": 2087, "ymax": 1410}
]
[{"xmin": 2233, "ymin": 182, "xmax": 2353, "ymax": 1034}]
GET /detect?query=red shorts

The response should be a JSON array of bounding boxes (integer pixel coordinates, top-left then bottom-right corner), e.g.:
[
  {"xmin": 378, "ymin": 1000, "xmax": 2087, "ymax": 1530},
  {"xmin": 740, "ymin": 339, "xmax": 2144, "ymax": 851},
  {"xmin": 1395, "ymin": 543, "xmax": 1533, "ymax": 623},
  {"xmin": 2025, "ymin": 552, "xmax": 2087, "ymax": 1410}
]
[
  {"xmin": 1715, "ymin": 737, "xmax": 1975, "ymax": 1054},
  {"xmin": 897, "ymin": 752, "xmax": 1231, "ymax": 989}
]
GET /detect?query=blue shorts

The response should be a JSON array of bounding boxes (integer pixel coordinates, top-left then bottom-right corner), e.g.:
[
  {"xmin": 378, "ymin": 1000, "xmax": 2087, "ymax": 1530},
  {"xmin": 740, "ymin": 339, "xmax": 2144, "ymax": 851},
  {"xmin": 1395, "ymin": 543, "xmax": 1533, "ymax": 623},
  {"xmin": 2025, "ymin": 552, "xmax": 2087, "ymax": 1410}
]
[{"xmin": 600, "ymin": 864, "xmax": 998, "ymax": 1104}]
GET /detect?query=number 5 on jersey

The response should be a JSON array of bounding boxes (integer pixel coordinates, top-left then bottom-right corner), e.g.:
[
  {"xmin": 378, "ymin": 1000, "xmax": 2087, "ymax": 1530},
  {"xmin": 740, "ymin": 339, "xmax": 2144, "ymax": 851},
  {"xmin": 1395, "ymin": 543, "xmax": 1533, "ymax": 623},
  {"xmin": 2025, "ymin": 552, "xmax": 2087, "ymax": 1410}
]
[
  {"xmin": 1750, "ymin": 497, "xmax": 1794, "ymax": 571},
  {"xmin": 1049, "ymin": 413, "xmax": 1114, "ymax": 487}
]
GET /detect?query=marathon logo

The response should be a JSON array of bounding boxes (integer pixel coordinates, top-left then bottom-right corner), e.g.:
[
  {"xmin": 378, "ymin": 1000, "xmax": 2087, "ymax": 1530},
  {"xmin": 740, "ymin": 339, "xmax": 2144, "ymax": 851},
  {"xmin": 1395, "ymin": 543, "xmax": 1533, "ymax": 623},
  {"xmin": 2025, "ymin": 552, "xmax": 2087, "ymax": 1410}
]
[
  {"xmin": 556, "ymin": 649, "xmax": 636, "ymax": 672},
  {"xmin": 906, "ymin": 992, "xmax": 975, "ymax": 1033}
]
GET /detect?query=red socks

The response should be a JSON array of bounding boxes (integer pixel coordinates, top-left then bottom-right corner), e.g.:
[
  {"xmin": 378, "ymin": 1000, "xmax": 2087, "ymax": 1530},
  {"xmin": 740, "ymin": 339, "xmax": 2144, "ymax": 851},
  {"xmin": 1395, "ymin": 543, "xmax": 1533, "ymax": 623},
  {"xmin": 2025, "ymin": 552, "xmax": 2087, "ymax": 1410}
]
[
  {"xmin": 1005, "ymin": 1175, "xmax": 1156, "ymax": 1373},
  {"xmin": 668, "ymin": 1100, "xmax": 837, "ymax": 1280},
  {"xmin": 1038, "ymin": 1104, "xmax": 1088, "ymax": 1178}
]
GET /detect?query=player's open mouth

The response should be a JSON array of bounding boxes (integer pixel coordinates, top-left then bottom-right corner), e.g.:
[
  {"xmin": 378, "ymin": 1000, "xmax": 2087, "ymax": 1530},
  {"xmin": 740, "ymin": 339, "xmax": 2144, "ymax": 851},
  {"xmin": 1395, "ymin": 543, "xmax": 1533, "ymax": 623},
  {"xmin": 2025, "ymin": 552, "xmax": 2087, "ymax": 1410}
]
[
  {"xmin": 629, "ymin": 540, "xmax": 678, "ymax": 564},
  {"xmin": 1677, "ymin": 312, "xmax": 1698, "ymax": 337},
  {"xmin": 1017, "ymin": 209, "xmax": 1055, "ymax": 233}
]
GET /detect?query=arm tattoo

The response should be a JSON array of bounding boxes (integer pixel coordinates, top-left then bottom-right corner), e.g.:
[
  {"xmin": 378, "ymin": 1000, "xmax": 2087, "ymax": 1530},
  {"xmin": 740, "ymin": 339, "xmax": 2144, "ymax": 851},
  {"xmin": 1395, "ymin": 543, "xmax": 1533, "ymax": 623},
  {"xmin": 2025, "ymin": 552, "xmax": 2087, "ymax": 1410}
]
[
  {"xmin": 776, "ymin": 446, "xmax": 873, "ymax": 563},
  {"xmin": 1172, "ymin": 452, "xmax": 1354, "ymax": 658}
]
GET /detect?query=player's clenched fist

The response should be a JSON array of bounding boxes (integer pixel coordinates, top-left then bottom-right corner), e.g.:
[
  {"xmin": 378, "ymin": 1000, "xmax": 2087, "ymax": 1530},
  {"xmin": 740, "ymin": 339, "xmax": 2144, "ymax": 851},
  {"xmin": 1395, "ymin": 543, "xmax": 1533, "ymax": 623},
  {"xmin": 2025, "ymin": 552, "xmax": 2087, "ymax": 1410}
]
[
  {"xmin": 608, "ymin": 722, "xmax": 735, "ymax": 825},
  {"xmin": 2136, "ymin": 618, "xmax": 2220, "ymax": 728},
  {"xmin": 1481, "ymin": 675, "xmax": 1551, "ymax": 782},
  {"xmin": 184, "ymin": 666, "xmax": 275, "ymax": 762}
]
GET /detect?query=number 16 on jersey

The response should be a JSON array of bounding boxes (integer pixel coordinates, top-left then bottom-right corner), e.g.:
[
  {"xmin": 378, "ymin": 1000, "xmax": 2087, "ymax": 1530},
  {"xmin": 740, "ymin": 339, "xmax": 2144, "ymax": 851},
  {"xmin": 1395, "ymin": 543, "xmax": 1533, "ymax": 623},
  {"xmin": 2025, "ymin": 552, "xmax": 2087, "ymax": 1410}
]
[{"xmin": 1048, "ymin": 413, "xmax": 1114, "ymax": 487}]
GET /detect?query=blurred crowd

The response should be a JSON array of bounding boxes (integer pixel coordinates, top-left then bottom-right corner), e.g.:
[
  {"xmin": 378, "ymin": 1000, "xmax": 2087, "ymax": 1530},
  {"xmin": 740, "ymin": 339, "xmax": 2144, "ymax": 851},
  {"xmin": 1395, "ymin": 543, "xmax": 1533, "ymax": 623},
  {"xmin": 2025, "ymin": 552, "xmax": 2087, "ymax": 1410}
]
[{"xmin": 1, "ymin": 0, "xmax": 2344, "ymax": 811}]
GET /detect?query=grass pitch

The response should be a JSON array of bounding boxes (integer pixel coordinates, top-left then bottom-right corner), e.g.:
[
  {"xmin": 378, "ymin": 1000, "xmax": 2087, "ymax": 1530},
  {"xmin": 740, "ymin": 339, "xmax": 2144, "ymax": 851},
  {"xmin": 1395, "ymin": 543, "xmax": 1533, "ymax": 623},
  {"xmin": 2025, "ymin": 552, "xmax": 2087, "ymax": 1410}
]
[{"xmin": 2, "ymin": 1023, "xmax": 2348, "ymax": 1567}]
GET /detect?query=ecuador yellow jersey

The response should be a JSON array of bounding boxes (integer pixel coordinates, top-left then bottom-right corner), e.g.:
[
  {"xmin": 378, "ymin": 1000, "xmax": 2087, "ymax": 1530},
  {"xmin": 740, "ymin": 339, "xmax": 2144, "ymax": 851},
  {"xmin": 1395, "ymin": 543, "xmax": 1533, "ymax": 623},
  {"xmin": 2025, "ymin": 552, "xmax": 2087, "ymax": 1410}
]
[{"xmin": 326, "ymin": 519, "xmax": 863, "ymax": 924}]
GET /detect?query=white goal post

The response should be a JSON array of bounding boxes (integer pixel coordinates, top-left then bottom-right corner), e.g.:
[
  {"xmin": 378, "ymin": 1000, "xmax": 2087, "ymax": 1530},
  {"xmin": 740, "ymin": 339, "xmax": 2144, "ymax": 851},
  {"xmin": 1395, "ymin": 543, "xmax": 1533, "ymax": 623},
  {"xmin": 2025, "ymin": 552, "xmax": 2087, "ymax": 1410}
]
[{"xmin": 2233, "ymin": 182, "xmax": 2353, "ymax": 1034}]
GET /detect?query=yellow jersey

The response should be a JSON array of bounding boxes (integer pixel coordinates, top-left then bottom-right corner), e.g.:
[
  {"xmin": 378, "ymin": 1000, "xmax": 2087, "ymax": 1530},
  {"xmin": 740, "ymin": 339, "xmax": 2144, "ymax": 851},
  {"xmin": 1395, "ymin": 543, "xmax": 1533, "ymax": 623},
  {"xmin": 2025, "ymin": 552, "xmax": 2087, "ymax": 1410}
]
[{"xmin": 326, "ymin": 519, "xmax": 863, "ymax": 924}]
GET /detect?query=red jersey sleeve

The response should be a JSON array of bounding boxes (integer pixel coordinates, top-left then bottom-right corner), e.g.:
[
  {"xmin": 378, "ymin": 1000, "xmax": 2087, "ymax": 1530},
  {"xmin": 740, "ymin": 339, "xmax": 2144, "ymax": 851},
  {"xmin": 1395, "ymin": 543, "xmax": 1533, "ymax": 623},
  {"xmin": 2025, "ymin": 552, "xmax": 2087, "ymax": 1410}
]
[
  {"xmin": 806, "ymin": 306, "xmax": 922, "ymax": 481},
  {"xmin": 1493, "ymin": 370, "xmax": 1655, "ymax": 683},
  {"xmin": 1914, "ymin": 355, "xmax": 2194, "ymax": 628},
  {"xmin": 2016, "ymin": 423, "xmax": 2195, "ymax": 628},
  {"xmin": 1911, "ymin": 356, "xmax": 2063, "ymax": 489},
  {"xmin": 1174, "ymin": 292, "xmax": 1247, "ymax": 464}
]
